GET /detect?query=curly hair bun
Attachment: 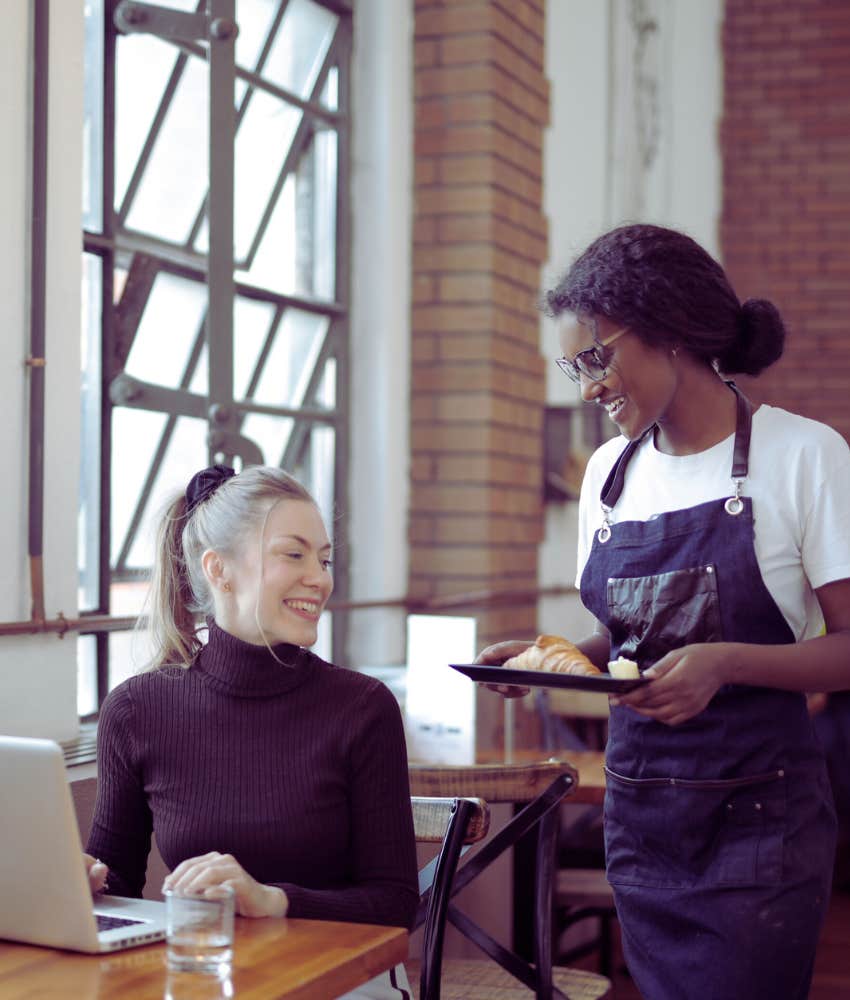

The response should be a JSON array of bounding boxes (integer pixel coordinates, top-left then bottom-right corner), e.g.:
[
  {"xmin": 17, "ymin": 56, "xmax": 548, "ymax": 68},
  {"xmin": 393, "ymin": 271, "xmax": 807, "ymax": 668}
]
[{"xmin": 717, "ymin": 298, "xmax": 786, "ymax": 376}]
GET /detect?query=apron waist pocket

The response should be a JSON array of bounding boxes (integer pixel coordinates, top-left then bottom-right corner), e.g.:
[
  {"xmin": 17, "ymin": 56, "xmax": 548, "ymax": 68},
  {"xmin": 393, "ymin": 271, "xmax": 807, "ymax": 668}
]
[{"xmin": 604, "ymin": 765, "xmax": 786, "ymax": 889}]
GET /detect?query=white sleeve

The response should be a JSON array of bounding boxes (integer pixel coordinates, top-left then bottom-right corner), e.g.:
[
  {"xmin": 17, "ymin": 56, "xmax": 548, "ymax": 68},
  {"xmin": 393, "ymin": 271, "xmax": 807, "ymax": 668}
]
[
  {"xmin": 575, "ymin": 469, "xmax": 595, "ymax": 589},
  {"xmin": 574, "ymin": 439, "xmax": 626, "ymax": 588},
  {"xmin": 800, "ymin": 427, "xmax": 850, "ymax": 590}
]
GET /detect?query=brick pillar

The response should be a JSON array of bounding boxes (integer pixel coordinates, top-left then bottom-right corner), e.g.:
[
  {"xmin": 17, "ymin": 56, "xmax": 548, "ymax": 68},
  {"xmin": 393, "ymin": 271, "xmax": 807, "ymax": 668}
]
[
  {"xmin": 410, "ymin": 0, "xmax": 549, "ymax": 748},
  {"xmin": 721, "ymin": 0, "xmax": 850, "ymax": 442}
]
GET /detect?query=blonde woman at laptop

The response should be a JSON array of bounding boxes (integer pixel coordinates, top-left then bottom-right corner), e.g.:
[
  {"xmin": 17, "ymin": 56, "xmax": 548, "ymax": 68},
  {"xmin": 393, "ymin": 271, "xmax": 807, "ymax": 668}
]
[{"xmin": 85, "ymin": 465, "xmax": 417, "ymax": 999}]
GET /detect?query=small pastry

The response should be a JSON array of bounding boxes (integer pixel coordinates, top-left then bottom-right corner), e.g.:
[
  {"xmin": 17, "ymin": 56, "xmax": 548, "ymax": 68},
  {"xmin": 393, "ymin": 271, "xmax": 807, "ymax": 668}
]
[
  {"xmin": 607, "ymin": 656, "xmax": 641, "ymax": 679},
  {"xmin": 503, "ymin": 635, "xmax": 602, "ymax": 676}
]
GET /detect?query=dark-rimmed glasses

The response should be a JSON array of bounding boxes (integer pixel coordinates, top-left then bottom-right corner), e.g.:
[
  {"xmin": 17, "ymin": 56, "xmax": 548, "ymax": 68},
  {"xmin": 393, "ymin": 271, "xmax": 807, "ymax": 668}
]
[{"xmin": 555, "ymin": 326, "xmax": 629, "ymax": 384}]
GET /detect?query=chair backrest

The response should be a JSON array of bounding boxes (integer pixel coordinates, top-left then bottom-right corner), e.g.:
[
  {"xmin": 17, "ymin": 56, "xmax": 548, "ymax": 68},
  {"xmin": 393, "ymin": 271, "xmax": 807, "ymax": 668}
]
[
  {"xmin": 409, "ymin": 759, "xmax": 578, "ymax": 803},
  {"xmin": 411, "ymin": 796, "xmax": 490, "ymax": 1000}
]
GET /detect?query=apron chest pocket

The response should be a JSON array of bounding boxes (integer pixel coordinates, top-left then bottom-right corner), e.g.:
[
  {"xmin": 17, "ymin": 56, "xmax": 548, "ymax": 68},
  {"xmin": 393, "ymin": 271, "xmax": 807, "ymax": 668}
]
[
  {"xmin": 604, "ymin": 766, "xmax": 787, "ymax": 890},
  {"xmin": 607, "ymin": 563, "xmax": 722, "ymax": 665}
]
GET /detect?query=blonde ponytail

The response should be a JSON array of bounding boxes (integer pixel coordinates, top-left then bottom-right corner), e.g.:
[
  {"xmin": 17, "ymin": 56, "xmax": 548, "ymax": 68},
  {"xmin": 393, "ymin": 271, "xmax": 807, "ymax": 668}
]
[{"xmin": 143, "ymin": 493, "xmax": 203, "ymax": 669}]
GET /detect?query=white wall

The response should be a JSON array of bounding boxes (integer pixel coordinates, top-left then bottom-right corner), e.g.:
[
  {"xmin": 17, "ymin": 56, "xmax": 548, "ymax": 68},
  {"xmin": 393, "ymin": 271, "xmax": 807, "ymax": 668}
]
[
  {"xmin": 0, "ymin": 0, "xmax": 83, "ymax": 740},
  {"xmin": 346, "ymin": 0, "xmax": 412, "ymax": 669},
  {"xmin": 538, "ymin": 0, "xmax": 723, "ymax": 640}
]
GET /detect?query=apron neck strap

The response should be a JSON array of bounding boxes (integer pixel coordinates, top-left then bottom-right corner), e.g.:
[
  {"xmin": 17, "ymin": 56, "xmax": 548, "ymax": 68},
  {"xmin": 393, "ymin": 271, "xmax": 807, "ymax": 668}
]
[
  {"xmin": 728, "ymin": 381, "xmax": 752, "ymax": 480},
  {"xmin": 599, "ymin": 380, "xmax": 753, "ymax": 510}
]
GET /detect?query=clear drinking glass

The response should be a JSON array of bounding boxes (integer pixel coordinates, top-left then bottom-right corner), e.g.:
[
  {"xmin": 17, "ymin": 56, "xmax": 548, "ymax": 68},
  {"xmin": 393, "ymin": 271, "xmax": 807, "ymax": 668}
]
[{"xmin": 165, "ymin": 886, "xmax": 235, "ymax": 974}]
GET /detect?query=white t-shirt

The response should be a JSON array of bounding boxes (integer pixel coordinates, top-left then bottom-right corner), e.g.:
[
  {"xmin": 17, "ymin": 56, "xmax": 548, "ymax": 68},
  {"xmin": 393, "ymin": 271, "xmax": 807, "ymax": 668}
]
[{"xmin": 576, "ymin": 405, "xmax": 850, "ymax": 641}]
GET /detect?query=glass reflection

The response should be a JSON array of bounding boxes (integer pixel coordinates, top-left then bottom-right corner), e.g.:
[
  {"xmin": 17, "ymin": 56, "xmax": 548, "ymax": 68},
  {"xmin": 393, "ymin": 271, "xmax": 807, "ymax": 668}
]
[
  {"xmin": 123, "ymin": 54, "xmax": 209, "ymax": 242},
  {"xmin": 164, "ymin": 969, "xmax": 234, "ymax": 1000},
  {"xmin": 263, "ymin": 0, "xmax": 337, "ymax": 101}
]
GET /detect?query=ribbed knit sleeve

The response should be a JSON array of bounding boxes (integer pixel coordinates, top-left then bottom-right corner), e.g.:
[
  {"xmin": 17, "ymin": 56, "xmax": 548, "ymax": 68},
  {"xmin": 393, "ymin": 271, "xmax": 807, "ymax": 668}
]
[
  {"xmin": 279, "ymin": 681, "xmax": 418, "ymax": 929},
  {"xmin": 87, "ymin": 683, "xmax": 154, "ymax": 897}
]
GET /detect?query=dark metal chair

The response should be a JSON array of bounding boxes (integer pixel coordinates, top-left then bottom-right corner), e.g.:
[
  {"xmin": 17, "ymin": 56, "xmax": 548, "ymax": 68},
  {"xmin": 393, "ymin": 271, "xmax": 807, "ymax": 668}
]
[
  {"xmin": 409, "ymin": 775, "xmax": 613, "ymax": 999},
  {"xmin": 411, "ymin": 796, "xmax": 490, "ymax": 1000}
]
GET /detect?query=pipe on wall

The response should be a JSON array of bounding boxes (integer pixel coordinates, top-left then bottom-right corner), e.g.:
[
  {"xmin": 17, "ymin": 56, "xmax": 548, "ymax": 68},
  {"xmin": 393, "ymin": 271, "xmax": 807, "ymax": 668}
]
[{"xmin": 27, "ymin": 0, "xmax": 49, "ymax": 622}]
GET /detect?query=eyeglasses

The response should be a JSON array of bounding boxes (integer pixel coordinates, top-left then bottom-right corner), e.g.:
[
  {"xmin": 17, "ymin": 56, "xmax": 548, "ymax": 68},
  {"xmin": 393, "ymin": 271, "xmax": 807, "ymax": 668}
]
[{"xmin": 555, "ymin": 326, "xmax": 629, "ymax": 384}]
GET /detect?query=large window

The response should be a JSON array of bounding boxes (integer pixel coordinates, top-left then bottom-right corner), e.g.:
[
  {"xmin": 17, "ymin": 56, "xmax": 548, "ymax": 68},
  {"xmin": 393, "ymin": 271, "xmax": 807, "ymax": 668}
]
[{"xmin": 79, "ymin": 0, "xmax": 351, "ymax": 716}]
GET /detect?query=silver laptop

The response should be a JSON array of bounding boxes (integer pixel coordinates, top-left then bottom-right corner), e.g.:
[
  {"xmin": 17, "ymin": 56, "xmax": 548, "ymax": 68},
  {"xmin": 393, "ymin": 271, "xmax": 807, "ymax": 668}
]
[{"xmin": 0, "ymin": 735, "xmax": 167, "ymax": 953}]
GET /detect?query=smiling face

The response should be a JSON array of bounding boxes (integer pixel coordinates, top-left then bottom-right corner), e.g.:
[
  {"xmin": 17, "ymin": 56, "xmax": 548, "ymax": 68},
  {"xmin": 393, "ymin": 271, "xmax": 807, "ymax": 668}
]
[
  {"xmin": 558, "ymin": 313, "xmax": 679, "ymax": 441},
  {"xmin": 210, "ymin": 498, "xmax": 333, "ymax": 648}
]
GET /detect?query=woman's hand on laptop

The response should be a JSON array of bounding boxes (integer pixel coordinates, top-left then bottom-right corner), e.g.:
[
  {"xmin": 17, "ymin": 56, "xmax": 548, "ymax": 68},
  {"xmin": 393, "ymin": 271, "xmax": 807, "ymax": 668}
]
[
  {"xmin": 162, "ymin": 851, "xmax": 289, "ymax": 919},
  {"xmin": 83, "ymin": 852, "xmax": 108, "ymax": 895}
]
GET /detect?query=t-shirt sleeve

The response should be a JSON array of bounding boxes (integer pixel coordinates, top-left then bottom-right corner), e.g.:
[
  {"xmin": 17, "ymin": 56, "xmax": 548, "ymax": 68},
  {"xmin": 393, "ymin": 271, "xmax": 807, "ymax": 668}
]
[
  {"xmin": 277, "ymin": 681, "xmax": 419, "ymax": 930},
  {"xmin": 575, "ymin": 439, "xmax": 624, "ymax": 588},
  {"xmin": 800, "ymin": 427, "xmax": 850, "ymax": 590},
  {"xmin": 86, "ymin": 683, "xmax": 154, "ymax": 898}
]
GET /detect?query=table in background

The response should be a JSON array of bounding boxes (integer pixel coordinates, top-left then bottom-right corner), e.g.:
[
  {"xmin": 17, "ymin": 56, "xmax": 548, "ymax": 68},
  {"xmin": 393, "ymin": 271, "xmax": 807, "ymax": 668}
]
[
  {"xmin": 0, "ymin": 917, "xmax": 408, "ymax": 1000},
  {"xmin": 475, "ymin": 750, "xmax": 606, "ymax": 806}
]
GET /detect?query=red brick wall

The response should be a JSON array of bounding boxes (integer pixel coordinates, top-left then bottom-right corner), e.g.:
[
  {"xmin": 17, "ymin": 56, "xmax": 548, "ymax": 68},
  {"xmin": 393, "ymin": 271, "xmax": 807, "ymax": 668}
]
[
  {"xmin": 721, "ymin": 0, "xmax": 850, "ymax": 441},
  {"xmin": 410, "ymin": 0, "xmax": 549, "ymax": 747}
]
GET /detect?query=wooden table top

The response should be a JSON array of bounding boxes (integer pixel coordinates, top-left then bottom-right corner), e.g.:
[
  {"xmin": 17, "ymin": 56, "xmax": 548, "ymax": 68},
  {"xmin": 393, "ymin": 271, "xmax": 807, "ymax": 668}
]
[
  {"xmin": 409, "ymin": 749, "xmax": 606, "ymax": 805},
  {"xmin": 0, "ymin": 917, "xmax": 408, "ymax": 1000}
]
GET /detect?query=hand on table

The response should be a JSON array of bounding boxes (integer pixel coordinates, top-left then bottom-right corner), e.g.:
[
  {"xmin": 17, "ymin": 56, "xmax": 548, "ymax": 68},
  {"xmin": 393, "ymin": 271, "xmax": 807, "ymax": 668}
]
[
  {"xmin": 83, "ymin": 853, "xmax": 108, "ymax": 895},
  {"xmin": 476, "ymin": 639, "xmax": 532, "ymax": 698},
  {"xmin": 162, "ymin": 852, "xmax": 289, "ymax": 918},
  {"xmin": 609, "ymin": 642, "xmax": 728, "ymax": 726}
]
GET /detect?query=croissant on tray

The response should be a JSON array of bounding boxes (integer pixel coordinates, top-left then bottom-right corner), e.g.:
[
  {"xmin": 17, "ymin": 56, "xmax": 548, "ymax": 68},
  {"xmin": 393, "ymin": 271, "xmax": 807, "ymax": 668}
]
[{"xmin": 502, "ymin": 634, "xmax": 602, "ymax": 677}]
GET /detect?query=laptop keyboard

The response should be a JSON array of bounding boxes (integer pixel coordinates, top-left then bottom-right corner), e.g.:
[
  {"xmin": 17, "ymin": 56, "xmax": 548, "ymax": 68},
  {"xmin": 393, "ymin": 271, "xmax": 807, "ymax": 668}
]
[{"xmin": 96, "ymin": 913, "xmax": 145, "ymax": 932}]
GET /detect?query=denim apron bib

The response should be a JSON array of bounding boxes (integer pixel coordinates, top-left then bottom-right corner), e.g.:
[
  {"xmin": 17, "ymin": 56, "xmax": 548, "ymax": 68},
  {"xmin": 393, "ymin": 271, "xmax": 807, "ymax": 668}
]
[{"xmin": 580, "ymin": 386, "xmax": 836, "ymax": 1000}]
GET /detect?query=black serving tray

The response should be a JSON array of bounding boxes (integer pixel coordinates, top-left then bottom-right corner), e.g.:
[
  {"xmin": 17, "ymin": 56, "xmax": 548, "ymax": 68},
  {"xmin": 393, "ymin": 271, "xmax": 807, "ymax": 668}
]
[{"xmin": 449, "ymin": 663, "xmax": 650, "ymax": 694}]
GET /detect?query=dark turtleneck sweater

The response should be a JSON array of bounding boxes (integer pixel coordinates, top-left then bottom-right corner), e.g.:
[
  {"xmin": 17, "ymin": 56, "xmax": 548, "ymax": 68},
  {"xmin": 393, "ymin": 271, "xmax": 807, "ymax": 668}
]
[{"xmin": 87, "ymin": 621, "xmax": 418, "ymax": 929}]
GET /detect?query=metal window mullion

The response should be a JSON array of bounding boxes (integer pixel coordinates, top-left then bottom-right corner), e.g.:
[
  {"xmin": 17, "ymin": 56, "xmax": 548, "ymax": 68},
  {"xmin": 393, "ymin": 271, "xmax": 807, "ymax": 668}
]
[
  {"xmin": 185, "ymin": 0, "xmax": 293, "ymax": 249},
  {"xmin": 329, "ymin": 16, "xmax": 352, "ymax": 664},
  {"xmin": 242, "ymin": 33, "xmax": 341, "ymax": 272},
  {"xmin": 206, "ymin": 0, "xmax": 236, "ymax": 464}
]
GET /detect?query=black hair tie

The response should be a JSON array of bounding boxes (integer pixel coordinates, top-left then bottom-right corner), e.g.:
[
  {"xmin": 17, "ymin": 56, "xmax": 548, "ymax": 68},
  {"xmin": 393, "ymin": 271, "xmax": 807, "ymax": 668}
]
[{"xmin": 185, "ymin": 465, "xmax": 236, "ymax": 516}]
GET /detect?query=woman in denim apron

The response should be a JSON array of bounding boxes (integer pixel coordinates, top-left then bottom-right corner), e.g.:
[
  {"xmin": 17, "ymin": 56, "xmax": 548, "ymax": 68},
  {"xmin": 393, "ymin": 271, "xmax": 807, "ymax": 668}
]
[{"xmin": 483, "ymin": 225, "xmax": 850, "ymax": 999}]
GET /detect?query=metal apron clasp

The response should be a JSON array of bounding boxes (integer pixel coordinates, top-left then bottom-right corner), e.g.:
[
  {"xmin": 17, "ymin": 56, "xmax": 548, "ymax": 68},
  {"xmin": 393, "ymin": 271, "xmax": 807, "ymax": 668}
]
[
  {"xmin": 598, "ymin": 503, "xmax": 613, "ymax": 543},
  {"xmin": 725, "ymin": 478, "xmax": 745, "ymax": 516}
]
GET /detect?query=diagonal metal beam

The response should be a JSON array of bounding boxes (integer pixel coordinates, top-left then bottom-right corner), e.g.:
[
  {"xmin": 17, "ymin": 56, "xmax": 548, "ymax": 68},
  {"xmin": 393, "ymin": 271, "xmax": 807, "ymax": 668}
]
[
  {"xmin": 173, "ymin": 37, "xmax": 343, "ymax": 129},
  {"xmin": 279, "ymin": 316, "xmax": 340, "ymax": 471},
  {"xmin": 113, "ymin": 0, "xmax": 208, "ymax": 226},
  {"xmin": 242, "ymin": 32, "xmax": 340, "ymax": 272},
  {"xmin": 113, "ymin": 314, "xmax": 207, "ymax": 571},
  {"xmin": 239, "ymin": 306, "xmax": 284, "ymax": 403},
  {"xmin": 112, "ymin": 252, "xmax": 159, "ymax": 372}
]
